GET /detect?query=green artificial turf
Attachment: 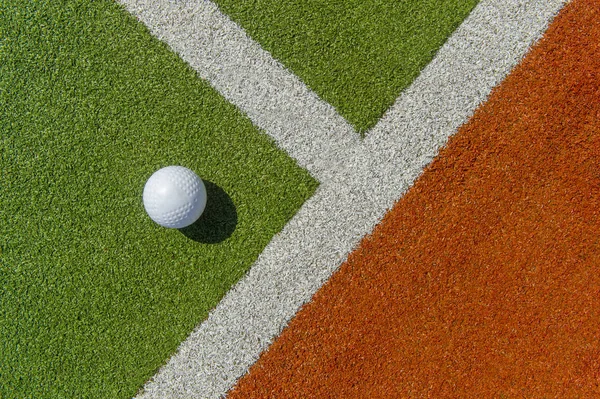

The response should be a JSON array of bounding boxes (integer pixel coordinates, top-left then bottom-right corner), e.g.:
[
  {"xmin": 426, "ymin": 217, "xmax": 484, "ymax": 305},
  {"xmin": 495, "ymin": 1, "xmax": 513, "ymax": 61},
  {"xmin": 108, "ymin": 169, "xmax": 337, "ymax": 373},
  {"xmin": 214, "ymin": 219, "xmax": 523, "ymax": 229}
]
[
  {"xmin": 0, "ymin": 1, "xmax": 317, "ymax": 397},
  {"xmin": 213, "ymin": 0, "xmax": 479, "ymax": 134}
]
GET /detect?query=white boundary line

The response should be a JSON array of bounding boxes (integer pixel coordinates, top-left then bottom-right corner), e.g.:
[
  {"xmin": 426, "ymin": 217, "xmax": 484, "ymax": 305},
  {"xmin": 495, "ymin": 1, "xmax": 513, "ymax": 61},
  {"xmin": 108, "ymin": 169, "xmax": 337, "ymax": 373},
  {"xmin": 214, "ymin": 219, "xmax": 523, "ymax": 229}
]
[
  {"xmin": 119, "ymin": 0, "xmax": 365, "ymax": 184},
  {"xmin": 118, "ymin": 0, "xmax": 568, "ymax": 397}
]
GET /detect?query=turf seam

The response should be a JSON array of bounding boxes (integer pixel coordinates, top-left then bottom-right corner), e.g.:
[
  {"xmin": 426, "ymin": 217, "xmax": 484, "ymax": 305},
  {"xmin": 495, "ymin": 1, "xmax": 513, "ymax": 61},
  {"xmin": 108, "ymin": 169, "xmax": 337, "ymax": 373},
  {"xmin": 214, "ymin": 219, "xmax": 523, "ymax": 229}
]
[{"xmin": 117, "ymin": 0, "xmax": 568, "ymax": 397}]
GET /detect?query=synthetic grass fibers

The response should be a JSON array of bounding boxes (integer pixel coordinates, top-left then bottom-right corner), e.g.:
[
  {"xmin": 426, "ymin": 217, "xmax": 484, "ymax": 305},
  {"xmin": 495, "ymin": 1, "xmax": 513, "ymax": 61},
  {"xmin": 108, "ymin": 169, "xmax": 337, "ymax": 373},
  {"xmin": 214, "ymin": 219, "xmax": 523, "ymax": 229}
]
[
  {"xmin": 126, "ymin": 1, "xmax": 565, "ymax": 397},
  {"xmin": 228, "ymin": 0, "xmax": 600, "ymax": 397},
  {"xmin": 212, "ymin": 0, "xmax": 479, "ymax": 134},
  {"xmin": 118, "ymin": 0, "xmax": 366, "ymax": 185},
  {"xmin": 0, "ymin": 1, "xmax": 316, "ymax": 398},
  {"xmin": 1, "ymin": 0, "xmax": 578, "ymax": 397}
]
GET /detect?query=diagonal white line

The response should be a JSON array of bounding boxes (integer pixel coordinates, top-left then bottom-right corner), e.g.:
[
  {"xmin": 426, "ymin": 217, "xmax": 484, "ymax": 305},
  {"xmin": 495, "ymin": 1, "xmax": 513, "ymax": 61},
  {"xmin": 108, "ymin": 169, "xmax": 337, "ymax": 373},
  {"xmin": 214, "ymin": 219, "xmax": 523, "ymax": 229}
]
[
  {"xmin": 118, "ymin": 0, "xmax": 568, "ymax": 397},
  {"xmin": 135, "ymin": 182, "xmax": 390, "ymax": 398},
  {"xmin": 365, "ymin": 0, "xmax": 569, "ymax": 197},
  {"xmin": 119, "ymin": 0, "xmax": 365, "ymax": 184}
]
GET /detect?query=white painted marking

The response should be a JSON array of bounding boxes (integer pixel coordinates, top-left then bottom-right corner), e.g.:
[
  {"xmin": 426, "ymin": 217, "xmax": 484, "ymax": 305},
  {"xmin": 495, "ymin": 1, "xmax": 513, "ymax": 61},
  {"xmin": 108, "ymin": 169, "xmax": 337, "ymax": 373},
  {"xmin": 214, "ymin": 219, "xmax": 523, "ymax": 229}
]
[
  {"xmin": 120, "ymin": 0, "xmax": 364, "ymax": 184},
  {"xmin": 117, "ymin": 0, "xmax": 568, "ymax": 397}
]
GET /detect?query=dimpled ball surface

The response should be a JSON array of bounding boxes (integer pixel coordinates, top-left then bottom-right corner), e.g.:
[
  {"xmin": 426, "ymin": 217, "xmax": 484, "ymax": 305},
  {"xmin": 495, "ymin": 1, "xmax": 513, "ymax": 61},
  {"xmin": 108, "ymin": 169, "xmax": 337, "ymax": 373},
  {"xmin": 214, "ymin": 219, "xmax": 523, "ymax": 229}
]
[{"xmin": 143, "ymin": 166, "xmax": 207, "ymax": 229}]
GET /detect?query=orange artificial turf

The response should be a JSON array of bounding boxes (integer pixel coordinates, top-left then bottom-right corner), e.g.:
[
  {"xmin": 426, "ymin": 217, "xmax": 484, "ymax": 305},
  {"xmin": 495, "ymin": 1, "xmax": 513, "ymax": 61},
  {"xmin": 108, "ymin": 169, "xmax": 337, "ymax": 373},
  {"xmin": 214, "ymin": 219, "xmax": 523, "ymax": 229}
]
[{"xmin": 228, "ymin": 0, "xmax": 600, "ymax": 397}]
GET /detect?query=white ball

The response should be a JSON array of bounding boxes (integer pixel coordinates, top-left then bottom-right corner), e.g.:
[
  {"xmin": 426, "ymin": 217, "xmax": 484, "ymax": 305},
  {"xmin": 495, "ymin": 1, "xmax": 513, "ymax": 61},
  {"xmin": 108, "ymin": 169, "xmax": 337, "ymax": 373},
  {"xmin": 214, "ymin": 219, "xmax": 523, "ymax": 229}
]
[{"xmin": 143, "ymin": 166, "xmax": 207, "ymax": 229}]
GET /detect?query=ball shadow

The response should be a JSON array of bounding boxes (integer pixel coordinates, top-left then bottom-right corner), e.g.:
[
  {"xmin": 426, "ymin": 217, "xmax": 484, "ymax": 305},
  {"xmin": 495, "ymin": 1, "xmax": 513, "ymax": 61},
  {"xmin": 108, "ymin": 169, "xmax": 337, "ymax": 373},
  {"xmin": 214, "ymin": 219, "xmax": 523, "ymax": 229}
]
[{"xmin": 178, "ymin": 180, "xmax": 237, "ymax": 244}]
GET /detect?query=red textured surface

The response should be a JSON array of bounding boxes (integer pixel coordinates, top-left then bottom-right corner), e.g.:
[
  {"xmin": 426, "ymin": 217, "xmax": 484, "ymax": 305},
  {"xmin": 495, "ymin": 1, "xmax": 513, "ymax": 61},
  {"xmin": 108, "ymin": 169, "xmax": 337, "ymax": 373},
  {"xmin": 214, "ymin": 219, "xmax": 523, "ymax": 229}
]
[{"xmin": 229, "ymin": 0, "xmax": 600, "ymax": 397}]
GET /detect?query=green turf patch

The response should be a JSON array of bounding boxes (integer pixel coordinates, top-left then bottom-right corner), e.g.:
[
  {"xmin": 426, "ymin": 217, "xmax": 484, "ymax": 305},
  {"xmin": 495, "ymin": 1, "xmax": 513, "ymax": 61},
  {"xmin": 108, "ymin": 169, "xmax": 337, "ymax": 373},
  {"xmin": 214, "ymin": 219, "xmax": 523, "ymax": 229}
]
[
  {"xmin": 213, "ymin": 0, "xmax": 479, "ymax": 134},
  {"xmin": 0, "ymin": 1, "xmax": 317, "ymax": 397}
]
